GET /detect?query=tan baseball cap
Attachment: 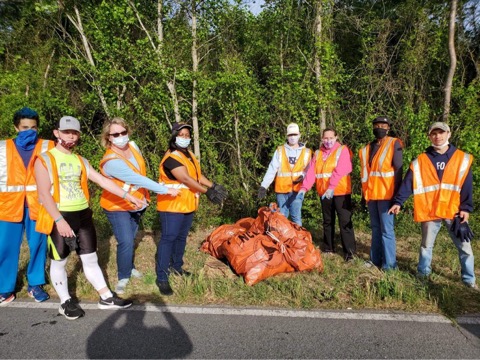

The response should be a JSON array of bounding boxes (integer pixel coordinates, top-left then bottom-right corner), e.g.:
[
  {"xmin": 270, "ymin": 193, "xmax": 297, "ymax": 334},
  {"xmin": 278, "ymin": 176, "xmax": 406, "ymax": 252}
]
[{"xmin": 428, "ymin": 122, "xmax": 450, "ymax": 135}]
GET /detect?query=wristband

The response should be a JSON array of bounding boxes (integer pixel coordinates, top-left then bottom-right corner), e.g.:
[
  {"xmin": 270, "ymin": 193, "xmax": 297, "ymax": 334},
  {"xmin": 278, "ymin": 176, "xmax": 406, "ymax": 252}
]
[
  {"xmin": 55, "ymin": 216, "xmax": 64, "ymax": 223},
  {"xmin": 122, "ymin": 191, "xmax": 128, "ymax": 199}
]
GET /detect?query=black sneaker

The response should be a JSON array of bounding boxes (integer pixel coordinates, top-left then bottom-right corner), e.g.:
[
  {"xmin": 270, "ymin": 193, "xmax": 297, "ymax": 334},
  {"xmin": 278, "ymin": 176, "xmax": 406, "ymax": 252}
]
[
  {"xmin": 59, "ymin": 299, "xmax": 85, "ymax": 320},
  {"xmin": 157, "ymin": 281, "xmax": 174, "ymax": 296},
  {"xmin": 98, "ymin": 293, "xmax": 133, "ymax": 309}
]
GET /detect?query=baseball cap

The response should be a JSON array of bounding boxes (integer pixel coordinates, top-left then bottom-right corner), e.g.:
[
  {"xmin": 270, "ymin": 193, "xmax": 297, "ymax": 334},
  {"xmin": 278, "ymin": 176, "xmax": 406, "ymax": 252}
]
[
  {"xmin": 286, "ymin": 123, "xmax": 300, "ymax": 135},
  {"xmin": 428, "ymin": 122, "xmax": 450, "ymax": 135},
  {"xmin": 172, "ymin": 122, "xmax": 193, "ymax": 135},
  {"xmin": 372, "ymin": 116, "xmax": 391, "ymax": 126},
  {"xmin": 58, "ymin": 116, "xmax": 81, "ymax": 133}
]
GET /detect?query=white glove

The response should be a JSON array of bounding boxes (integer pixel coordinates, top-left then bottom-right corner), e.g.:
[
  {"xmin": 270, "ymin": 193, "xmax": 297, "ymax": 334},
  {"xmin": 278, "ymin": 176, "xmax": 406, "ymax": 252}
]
[{"xmin": 321, "ymin": 189, "xmax": 334, "ymax": 200}]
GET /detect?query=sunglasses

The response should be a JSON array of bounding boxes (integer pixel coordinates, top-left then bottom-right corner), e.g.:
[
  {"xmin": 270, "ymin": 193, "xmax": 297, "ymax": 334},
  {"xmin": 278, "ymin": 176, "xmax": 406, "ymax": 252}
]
[{"xmin": 109, "ymin": 130, "xmax": 128, "ymax": 138}]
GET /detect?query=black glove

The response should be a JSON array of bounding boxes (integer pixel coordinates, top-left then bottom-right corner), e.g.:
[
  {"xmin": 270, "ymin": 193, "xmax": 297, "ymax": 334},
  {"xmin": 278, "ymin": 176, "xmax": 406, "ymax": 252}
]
[
  {"xmin": 63, "ymin": 235, "xmax": 78, "ymax": 252},
  {"xmin": 292, "ymin": 175, "xmax": 304, "ymax": 184},
  {"xmin": 212, "ymin": 183, "xmax": 228, "ymax": 198},
  {"xmin": 451, "ymin": 217, "xmax": 474, "ymax": 242},
  {"xmin": 206, "ymin": 187, "xmax": 224, "ymax": 205},
  {"xmin": 257, "ymin": 186, "xmax": 267, "ymax": 199}
]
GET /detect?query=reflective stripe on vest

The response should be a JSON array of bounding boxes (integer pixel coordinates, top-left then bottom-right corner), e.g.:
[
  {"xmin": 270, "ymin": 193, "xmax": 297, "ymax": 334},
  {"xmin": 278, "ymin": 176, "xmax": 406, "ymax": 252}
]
[
  {"xmin": 277, "ymin": 147, "xmax": 311, "ymax": 178},
  {"xmin": 315, "ymin": 146, "xmax": 343, "ymax": 180},
  {"xmin": 413, "ymin": 153, "xmax": 471, "ymax": 195},
  {"xmin": 0, "ymin": 139, "xmax": 51, "ymax": 192}
]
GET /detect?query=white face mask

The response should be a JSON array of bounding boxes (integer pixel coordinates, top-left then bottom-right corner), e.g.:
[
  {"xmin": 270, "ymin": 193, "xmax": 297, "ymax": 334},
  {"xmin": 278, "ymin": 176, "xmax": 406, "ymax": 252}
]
[
  {"xmin": 431, "ymin": 139, "xmax": 449, "ymax": 151},
  {"xmin": 176, "ymin": 137, "xmax": 191, "ymax": 148},
  {"xmin": 112, "ymin": 135, "xmax": 129, "ymax": 148},
  {"xmin": 288, "ymin": 135, "xmax": 300, "ymax": 146}
]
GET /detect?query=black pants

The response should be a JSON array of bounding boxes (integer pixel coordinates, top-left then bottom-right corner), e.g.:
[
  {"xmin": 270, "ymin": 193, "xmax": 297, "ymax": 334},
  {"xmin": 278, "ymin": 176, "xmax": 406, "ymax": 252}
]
[{"xmin": 321, "ymin": 194, "xmax": 356, "ymax": 259}]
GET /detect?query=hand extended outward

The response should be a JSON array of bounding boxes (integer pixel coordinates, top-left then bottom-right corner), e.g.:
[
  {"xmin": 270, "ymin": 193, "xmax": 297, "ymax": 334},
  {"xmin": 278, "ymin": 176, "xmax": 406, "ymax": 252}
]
[
  {"xmin": 167, "ymin": 188, "xmax": 180, "ymax": 197},
  {"xmin": 206, "ymin": 183, "xmax": 228, "ymax": 205},
  {"xmin": 126, "ymin": 193, "xmax": 147, "ymax": 209}
]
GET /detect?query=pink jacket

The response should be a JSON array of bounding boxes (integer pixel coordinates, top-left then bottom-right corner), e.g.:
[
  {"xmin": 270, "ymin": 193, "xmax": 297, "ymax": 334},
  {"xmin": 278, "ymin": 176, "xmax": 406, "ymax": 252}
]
[{"xmin": 300, "ymin": 141, "xmax": 352, "ymax": 193}]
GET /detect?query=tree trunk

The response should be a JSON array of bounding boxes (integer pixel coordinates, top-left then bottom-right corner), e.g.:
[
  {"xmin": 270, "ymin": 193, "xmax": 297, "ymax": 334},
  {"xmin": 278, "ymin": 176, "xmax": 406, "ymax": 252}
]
[
  {"xmin": 443, "ymin": 0, "xmax": 458, "ymax": 121},
  {"xmin": 234, "ymin": 112, "xmax": 248, "ymax": 192},
  {"xmin": 67, "ymin": 5, "xmax": 110, "ymax": 117},
  {"xmin": 191, "ymin": 2, "xmax": 200, "ymax": 159},
  {"xmin": 314, "ymin": 0, "xmax": 326, "ymax": 131}
]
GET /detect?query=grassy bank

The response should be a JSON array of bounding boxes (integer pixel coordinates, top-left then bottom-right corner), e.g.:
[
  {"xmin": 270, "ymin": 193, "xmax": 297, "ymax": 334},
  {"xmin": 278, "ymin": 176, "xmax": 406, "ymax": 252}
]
[{"xmin": 16, "ymin": 218, "xmax": 480, "ymax": 319}]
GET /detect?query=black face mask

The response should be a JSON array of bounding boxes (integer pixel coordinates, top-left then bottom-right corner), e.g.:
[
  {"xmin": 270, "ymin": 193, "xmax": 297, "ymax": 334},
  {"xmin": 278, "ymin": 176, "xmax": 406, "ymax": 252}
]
[{"xmin": 373, "ymin": 128, "xmax": 388, "ymax": 139}]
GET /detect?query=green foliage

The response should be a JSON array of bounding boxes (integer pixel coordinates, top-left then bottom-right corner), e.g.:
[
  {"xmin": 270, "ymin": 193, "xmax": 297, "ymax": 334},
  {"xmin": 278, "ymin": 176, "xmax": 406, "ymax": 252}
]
[{"xmin": 0, "ymin": 0, "xmax": 479, "ymax": 233}]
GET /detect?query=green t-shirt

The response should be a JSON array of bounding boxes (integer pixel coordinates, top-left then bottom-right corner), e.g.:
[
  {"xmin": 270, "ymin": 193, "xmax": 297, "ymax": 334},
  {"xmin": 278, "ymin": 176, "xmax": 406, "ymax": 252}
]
[{"xmin": 50, "ymin": 148, "xmax": 89, "ymax": 212}]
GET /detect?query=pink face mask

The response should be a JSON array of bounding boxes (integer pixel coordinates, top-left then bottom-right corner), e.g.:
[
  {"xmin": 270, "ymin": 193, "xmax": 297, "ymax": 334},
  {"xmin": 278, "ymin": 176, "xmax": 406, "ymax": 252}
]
[{"xmin": 323, "ymin": 140, "xmax": 335, "ymax": 149}]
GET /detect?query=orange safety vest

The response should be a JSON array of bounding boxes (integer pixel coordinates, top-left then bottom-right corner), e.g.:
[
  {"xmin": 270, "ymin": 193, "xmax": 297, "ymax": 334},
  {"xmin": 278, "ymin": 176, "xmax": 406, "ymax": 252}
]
[
  {"xmin": 157, "ymin": 149, "xmax": 202, "ymax": 213},
  {"xmin": 0, "ymin": 139, "xmax": 54, "ymax": 222},
  {"xmin": 315, "ymin": 145, "xmax": 352, "ymax": 196},
  {"xmin": 99, "ymin": 142, "xmax": 150, "ymax": 211},
  {"xmin": 412, "ymin": 150, "xmax": 473, "ymax": 222},
  {"xmin": 35, "ymin": 150, "xmax": 90, "ymax": 234},
  {"xmin": 359, "ymin": 136, "xmax": 399, "ymax": 201},
  {"xmin": 274, "ymin": 145, "xmax": 311, "ymax": 193}
]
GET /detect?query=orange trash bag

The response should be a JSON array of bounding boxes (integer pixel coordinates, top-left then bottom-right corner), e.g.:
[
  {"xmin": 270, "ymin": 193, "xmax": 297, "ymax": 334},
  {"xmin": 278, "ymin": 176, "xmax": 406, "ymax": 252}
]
[
  {"xmin": 201, "ymin": 203, "xmax": 323, "ymax": 285},
  {"xmin": 200, "ymin": 224, "xmax": 246, "ymax": 259}
]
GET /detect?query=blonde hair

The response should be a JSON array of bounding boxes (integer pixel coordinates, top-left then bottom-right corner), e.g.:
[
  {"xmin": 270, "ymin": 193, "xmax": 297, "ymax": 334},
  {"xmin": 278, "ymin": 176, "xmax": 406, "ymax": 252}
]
[{"xmin": 100, "ymin": 117, "xmax": 131, "ymax": 148}]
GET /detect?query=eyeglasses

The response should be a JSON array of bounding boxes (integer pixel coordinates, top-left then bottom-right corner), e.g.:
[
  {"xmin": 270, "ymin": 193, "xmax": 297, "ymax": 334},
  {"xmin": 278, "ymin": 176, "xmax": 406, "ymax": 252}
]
[{"xmin": 109, "ymin": 130, "xmax": 128, "ymax": 138}]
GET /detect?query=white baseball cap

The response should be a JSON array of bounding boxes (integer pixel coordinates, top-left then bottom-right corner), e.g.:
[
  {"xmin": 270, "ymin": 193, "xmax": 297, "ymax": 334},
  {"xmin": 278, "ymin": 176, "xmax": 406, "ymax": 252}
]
[{"xmin": 286, "ymin": 123, "xmax": 300, "ymax": 135}]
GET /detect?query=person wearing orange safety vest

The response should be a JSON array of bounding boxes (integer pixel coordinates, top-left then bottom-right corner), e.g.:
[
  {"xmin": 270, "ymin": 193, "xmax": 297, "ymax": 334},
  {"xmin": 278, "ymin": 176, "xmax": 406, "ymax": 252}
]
[
  {"xmin": 257, "ymin": 123, "xmax": 312, "ymax": 226},
  {"xmin": 389, "ymin": 122, "xmax": 476, "ymax": 289},
  {"xmin": 99, "ymin": 117, "xmax": 179, "ymax": 295},
  {"xmin": 156, "ymin": 122, "xmax": 227, "ymax": 296},
  {"xmin": 0, "ymin": 107, "xmax": 54, "ymax": 305},
  {"xmin": 359, "ymin": 116, "xmax": 403, "ymax": 270},
  {"xmin": 35, "ymin": 116, "xmax": 144, "ymax": 320},
  {"xmin": 298, "ymin": 128, "xmax": 356, "ymax": 261}
]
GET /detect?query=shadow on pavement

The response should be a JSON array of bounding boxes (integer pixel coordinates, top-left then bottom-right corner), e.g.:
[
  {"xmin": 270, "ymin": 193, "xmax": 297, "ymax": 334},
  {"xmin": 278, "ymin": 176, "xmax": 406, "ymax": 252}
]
[{"xmin": 86, "ymin": 302, "xmax": 193, "ymax": 359}]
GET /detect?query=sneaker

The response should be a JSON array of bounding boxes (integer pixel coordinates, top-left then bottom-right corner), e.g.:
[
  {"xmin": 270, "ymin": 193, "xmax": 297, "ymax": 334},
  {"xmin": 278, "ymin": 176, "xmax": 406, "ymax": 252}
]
[
  {"xmin": 131, "ymin": 268, "xmax": 143, "ymax": 279},
  {"xmin": 27, "ymin": 285, "xmax": 50, "ymax": 302},
  {"xmin": 157, "ymin": 281, "xmax": 173, "ymax": 296},
  {"xmin": 465, "ymin": 282, "xmax": 479, "ymax": 291},
  {"xmin": 59, "ymin": 299, "xmax": 85, "ymax": 320},
  {"xmin": 0, "ymin": 293, "xmax": 15, "ymax": 306},
  {"xmin": 98, "ymin": 293, "xmax": 133, "ymax": 309},
  {"xmin": 115, "ymin": 278, "xmax": 129, "ymax": 295}
]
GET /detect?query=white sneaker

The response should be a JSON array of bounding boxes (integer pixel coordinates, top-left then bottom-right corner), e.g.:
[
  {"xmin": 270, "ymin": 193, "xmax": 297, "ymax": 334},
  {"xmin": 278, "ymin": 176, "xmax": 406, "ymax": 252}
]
[
  {"xmin": 115, "ymin": 278, "xmax": 129, "ymax": 295},
  {"xmin": 131, "ymin": 268, "xmax": 143, "ymax": 279}
]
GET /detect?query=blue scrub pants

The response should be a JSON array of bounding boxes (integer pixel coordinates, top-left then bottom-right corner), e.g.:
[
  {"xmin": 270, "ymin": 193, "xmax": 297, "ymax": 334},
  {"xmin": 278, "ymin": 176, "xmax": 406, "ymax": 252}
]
[{"xmin": 0, "ymin": 208, "xmax": 47, "ymax": 293}]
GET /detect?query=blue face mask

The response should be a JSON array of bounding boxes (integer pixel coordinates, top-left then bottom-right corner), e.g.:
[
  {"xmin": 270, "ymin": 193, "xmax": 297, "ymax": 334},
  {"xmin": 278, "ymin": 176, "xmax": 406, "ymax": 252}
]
[
  {"xmin": 16, "ymin": 129, "xmax": 38, "ymax": 151},
  {"xmin": 176, "ymin": 137, "xmax": 191, "ymax": 148}
]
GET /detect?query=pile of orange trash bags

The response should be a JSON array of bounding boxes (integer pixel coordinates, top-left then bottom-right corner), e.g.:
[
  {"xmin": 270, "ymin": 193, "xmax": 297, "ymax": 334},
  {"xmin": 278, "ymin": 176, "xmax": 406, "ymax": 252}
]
[{"xmin": 200, "ymin": 203, "xmax": 324, "ymax": 285}]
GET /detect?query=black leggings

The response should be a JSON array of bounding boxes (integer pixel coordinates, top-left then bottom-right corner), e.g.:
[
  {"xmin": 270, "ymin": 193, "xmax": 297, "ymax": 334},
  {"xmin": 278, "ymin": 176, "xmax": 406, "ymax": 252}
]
[
  {"xmin": 48, "ymin": 207, "xmax": 97, "ymax": 260},
  {"xmin": 321, "ymin": 194, "xmax": 356, "ymax": 258}
]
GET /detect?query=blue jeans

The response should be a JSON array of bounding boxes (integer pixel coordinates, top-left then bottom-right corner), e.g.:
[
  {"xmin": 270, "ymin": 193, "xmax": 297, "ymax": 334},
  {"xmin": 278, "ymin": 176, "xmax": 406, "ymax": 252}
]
[
  {"xmin": 104, "ymin": 209, "xmax": 144, "ymax": 280},
  {"xmin": 0, "ymin": 208, "xmax": 47, "ymax": 293},
  {"xmin": 418, "ymin": 219, "xmax": 476, "ymax": 285},
  {"xmin": 368, "ymin": 200, "xmax": 396, "ymax": 270},
  {"xmin": 276, "ymin": 192, "xmax": 303, "ymax": 226},
  {"xmin": 156, "ymin": 211, "xmax": 194, "ymax": 282}
]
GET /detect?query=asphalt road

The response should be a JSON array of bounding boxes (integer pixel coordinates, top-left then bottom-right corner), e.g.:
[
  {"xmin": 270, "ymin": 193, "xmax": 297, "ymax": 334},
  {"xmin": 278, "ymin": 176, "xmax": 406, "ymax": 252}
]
[{"xmin": 1, "ymin": 301, "xmax": 480, "ymax": 359}]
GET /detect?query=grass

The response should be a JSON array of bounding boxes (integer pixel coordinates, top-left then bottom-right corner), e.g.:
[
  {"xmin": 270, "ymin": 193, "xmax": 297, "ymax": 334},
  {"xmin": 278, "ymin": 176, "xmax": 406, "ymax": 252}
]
[{"xmin": 15, "ymin": 219, "xmax": 480, "ymax": 319}]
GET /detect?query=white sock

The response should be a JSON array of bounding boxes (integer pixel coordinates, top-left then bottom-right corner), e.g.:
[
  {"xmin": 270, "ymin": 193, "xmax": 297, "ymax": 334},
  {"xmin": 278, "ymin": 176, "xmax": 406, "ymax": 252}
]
[
  {"xmin": 79, "ymin": 252, "xmax": 110, "ymax": 294},
  {"xmin": 50, "ymin": 258, "xmax": 71, "ymax": 304}
]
